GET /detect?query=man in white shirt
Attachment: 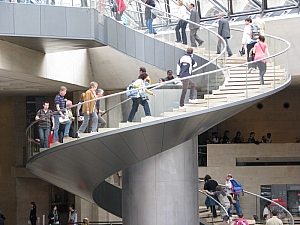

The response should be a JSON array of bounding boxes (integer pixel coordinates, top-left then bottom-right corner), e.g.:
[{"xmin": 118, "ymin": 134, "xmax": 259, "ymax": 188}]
[
  {"xmin": 225, "ymin": 174, "xmax": 242, "ymax": 216},
  {"xmin": 241, "ymin": 18, "xmax": 258, "ymax": 73}
]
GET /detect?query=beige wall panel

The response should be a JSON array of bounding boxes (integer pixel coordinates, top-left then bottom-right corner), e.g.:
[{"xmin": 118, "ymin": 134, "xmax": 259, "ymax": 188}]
[
  {"xmin": 199, "ymin": 143, "xmax": 300, "ymax": 219},
  {"xmin": 217, "ymin": 87, "xmax": 300, "ymax": 143}
]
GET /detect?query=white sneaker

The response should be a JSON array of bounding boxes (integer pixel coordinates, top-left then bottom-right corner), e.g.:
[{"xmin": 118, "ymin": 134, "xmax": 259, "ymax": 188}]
[
  {"xmin": 247, "ymin": 68, "xmax": 253, "ymax": 73},
  {"xmin": 179, "ymin": 106, "xmax": 186, "ymax": 109},
  {"xmin": 76, "ymin": 132, "xmax": 80, "ymax": 138},
  {"xmin": 189, "ymin": 99, "xmax": 197, "ymax": 104}
]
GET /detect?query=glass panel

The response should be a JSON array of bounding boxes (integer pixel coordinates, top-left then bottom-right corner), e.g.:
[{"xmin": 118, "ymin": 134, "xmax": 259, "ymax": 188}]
[
  {"xmin": 232, "ymin": 0, "xmax": 261, "ymax": 13},
  {"xmin": 25, "ymin": 0, "xmax": 229, "ymax": 161},
  {"xmin": 267, "ymin": 0, "xmax": 298, "ymax": 8},
  {"xmin": 25, "ymin": 0, "xmax": 290, "ymax": 167},
  {"xmin": 199, "ymin": 0, "xmax": 220, "ymax": 17}
]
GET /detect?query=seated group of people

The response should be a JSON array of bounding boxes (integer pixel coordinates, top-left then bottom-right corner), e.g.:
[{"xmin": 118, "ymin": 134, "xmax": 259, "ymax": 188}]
[{"xmin": 209, "ymin": 131, "xmax": 272, "ymax": 144}]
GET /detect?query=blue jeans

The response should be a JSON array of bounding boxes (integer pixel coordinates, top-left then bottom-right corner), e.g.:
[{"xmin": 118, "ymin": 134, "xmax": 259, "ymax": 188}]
[
  {"xmin": 78, "ymin": 111, "xmax": 98, "ymax": 133},
  {"xmin": 127, "ymin": 97, "xmax": 151, "ymax": 122},
  {"xmin": 228, "ymin": 194, "xmax": 242, "ymax": 216},
  {"xmin": 53, "ymin": 114, "xmax": 60, "ymax": 142},
  {"xmin": 64, "ymin": 119, "xmax": 72, "ymax": 137},
  {"xmin": 175, "ymin": 20, "xmax": 187, "ymax": 44},
  {"xmin": 38, "ymin": 127, "xmax": 50, "ymax": 148},
  {"xmin": 146, "ymin": 19, "xmax": 156, "ymax": 34}
]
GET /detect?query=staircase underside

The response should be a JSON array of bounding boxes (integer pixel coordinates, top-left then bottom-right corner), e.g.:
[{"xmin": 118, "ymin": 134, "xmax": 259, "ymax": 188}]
[{"xmin": 26, "ymin": 81, "xmax": 290, "ymax": 207}]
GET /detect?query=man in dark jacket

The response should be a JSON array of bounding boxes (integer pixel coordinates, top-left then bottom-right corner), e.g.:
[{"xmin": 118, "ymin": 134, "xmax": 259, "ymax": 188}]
[
  {"xmin": 177, "ymin": 48, "xmax": 197, "ymax": 108},
  {"xmin": 217, "ymin": 12, "xmax": 233, "ymax": 57}
]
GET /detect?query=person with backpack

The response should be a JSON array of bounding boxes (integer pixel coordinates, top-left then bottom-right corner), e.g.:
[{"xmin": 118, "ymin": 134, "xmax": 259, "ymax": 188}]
[
  {"xmin": 241, "ymin": 17, "xmax": 260, "ymax": 73},
  {"xmin": 127, "ymin": 73, "xmax": 156, "ymax": 122},
  {"xmin": 225, "ymin": 174, "xmax": 243, "ymax": 216},
  {"xmin": 234, "ymin": 213, "xmax": 249, "ymax": 225}
]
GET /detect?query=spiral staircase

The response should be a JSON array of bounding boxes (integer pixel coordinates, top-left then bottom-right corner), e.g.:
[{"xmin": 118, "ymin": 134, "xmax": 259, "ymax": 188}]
[{"xmin": 23, "ymin": 0, "xmax": 292, "ymax": 223}]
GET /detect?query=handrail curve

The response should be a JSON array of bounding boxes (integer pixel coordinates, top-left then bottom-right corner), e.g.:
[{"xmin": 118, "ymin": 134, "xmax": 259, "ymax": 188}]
[
  {"xmin": 199, "ymin": 189, "xmax": 230, "ymax": 218},
  {"xmin": 26, "ymin": 12, "xmax": 291, "ymax": 159},
  {"xmin": 199, "ymin": 180, "xmax": 294, "ymax": 225}
]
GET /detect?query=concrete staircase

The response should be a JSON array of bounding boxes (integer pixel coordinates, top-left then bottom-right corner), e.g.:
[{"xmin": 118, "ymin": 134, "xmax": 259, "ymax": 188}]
[{"xmin": 44, "ymin": 49, "xmax": 286, "ymax": 147}]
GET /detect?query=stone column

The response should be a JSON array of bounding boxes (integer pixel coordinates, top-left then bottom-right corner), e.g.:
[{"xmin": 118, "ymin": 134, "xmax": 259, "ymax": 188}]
[{"xmin": 122, "ymin": 137, "xmax": 198, "ymax": 225}]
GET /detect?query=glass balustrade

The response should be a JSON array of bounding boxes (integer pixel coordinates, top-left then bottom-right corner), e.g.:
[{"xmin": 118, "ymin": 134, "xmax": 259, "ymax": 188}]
[{"xmin": 25, "ymin": 21, "xmax": 290, "ymax": 160}]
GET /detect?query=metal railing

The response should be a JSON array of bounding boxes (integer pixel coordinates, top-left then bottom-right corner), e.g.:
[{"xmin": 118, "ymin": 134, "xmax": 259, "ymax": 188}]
[
  {"xmin": 24, "ymin": 0, "xmax": 290, "ymax": 165},
  {"xmin": 199, "ymin": 180, "xmax": 294, "ymax": 225}
]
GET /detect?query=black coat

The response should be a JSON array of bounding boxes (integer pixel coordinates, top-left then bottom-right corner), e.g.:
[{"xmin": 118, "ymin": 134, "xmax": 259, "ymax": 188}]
[
  {"xmin": 204, "ymin": 179, "xmax": 218, "ymax": 191},
  {"xmin": 48, "ymin": 210, "xmax": 59, "ymax": 225}
]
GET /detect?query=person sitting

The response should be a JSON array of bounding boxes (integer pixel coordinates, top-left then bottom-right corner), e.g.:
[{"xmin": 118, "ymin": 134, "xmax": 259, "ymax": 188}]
[
  {"xmin": 262, "ymin": 135, "xmax": 268, "ymax": 143},
  {"xmin": 222, "ymin": 130, "xmax": 230, "ymax": 143},
  {"xmin": 212, "ymin": 132, "xmax": 219, "ymax": 144},
  {"xmin": 266, "ymin": 133, "xmax": 272, "ymax": 143},
  {"xmin": 233, "ymin": 131, "xmax": 244, "ymax": 143},
  {"xmin": 248, "ymin": 132, "xmax": 256, "ymax": 143}
]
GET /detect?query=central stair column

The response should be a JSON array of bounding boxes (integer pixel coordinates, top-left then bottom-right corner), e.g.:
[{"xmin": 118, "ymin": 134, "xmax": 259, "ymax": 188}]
[{"xmin": 122, "ymin": 137, "xmax": 199, "ymax": 225}]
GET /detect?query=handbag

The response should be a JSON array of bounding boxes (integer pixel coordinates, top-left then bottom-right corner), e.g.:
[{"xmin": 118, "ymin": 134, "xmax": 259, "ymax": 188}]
[
  {"xmin": 140, "ymin": 92, "xmax": 149, "ymax": 101},
  {"xmin": 151, "ymin": 8, "xmax": 159, "ymax": 19},
  {"xmin": 48, "ymin": 131, "xmax": 54, "ymax": 148}
]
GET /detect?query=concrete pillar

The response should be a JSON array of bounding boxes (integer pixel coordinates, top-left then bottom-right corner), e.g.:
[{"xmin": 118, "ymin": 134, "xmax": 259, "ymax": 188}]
[{"xmin": 122, "ymin": 137, "xmax": 199, "ymax": 225}]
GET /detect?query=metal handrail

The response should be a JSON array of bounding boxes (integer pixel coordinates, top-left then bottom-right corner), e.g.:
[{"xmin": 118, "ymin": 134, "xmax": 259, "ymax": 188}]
[
  {"xmin": 25, "ymin": 0, "xmax": 291, "ymax": 159},
  {"xmin": 25, "ymin": 0, "xmax": 228, "ymax": 134},
  {"xmin": 199, "ymin": 189, "xmax": 230, "ymax": 218},
  {"xmin": 199, "ymin": 180, "xmax": 294, "ymax": 225}
]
